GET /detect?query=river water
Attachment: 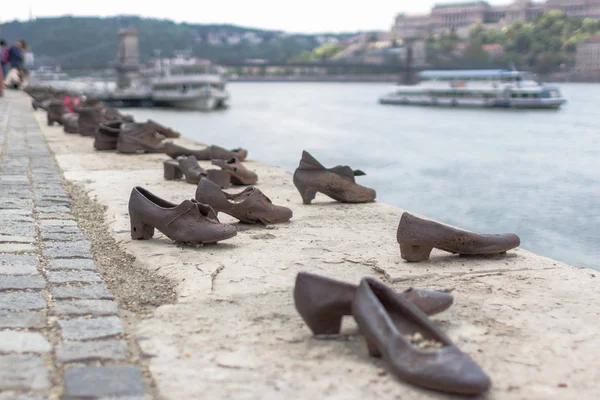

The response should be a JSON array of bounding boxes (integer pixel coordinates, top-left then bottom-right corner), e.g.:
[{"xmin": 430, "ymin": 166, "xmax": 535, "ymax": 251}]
[{"xmin": 124, "ymin": 82, "xmax": 600, "ymax": 270}]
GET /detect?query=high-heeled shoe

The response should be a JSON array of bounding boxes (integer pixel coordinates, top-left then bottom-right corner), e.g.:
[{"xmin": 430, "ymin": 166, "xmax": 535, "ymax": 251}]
[
  {"xmin": 211, "ymin": 157, "xmax": 258, "ymax": 185},
  {"xmin": 293, "ymin": 151, "xmax": 376, "ymax": 204},
  {"xmin": 128, "ymin": 186, "xmax": 237, "ymax": 244},
  {"xmin": 397, "ymin": 212, "xmax": 521, "ymax": 262},
  {"xmin": 163, "ymin": 156, "xmax": 231, "ymax": 187},
  {"xmin": 293, "ymin": 272, "xmax": 453, "ymax": 336},
  {"xmin": 195, "ymin": 179, "xmax": 292, "ymax": 224},
  {"xmin": 352, "ymin": 278, "xmax": 490, "ymax": 395}
]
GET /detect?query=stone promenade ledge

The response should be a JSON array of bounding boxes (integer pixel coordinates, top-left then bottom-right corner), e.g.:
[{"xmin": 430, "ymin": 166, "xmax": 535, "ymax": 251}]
[{"xmin": 2, "ymin": 91, "xmax": 598, "ymax": 399}]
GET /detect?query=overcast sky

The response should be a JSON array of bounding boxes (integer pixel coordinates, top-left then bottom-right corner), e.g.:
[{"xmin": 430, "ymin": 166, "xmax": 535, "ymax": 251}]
[{"xmin": 3, "ymin": 0, "xmax": 522, "ymax": 33}]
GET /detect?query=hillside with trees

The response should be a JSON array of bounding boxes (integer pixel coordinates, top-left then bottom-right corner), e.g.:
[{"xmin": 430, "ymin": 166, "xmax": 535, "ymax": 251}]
[
  {"xmin": 428, "ymin": 10, "xmax": 600, "ymax": 73},
  {"xmin": 0, "ymin": 16, "xmax": 356, "ymax": 69}
]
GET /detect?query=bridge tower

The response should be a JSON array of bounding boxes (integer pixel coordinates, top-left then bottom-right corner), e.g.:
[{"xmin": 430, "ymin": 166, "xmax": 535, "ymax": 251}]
[{"xmin": 115, "ymin": 28, "xmax": 140, "ymax": 89}]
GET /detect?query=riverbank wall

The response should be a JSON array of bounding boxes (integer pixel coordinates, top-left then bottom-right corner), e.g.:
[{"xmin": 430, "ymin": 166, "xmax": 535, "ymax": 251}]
[{"xmin": 4, "ymin": 90, "xmax": 598, "ymax": 399}]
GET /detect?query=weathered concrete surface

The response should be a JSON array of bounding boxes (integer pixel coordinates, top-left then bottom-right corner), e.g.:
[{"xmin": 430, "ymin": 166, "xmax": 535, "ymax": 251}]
[{"xmin": 36, "ymin": 103, "xmax": 600, "ymax": 399}]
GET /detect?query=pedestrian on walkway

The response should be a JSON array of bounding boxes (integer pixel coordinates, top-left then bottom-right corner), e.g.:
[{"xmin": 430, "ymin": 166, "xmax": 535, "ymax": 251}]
[
  {"xmin": 3, "ymin": 40, "xmax": 28, "ymax": 90},
  {"xmin": 0, "ymin": 39, "xmax": 8, "ymax": 77},
  {"xmin": 0, "ymin": 39, "xmax": 7, "ymax": 96}
]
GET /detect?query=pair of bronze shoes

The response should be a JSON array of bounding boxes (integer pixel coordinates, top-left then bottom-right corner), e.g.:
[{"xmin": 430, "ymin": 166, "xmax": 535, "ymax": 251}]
[
  {"xmin": 128, "ymin": 187, "xmax": 237, "ymax": 245},
  {"xmin": 164, "ymin": 156, "xmax": 231, "ymax": 188},
  {"xmin": 397, "ymin": 212, "xmax": 521, "ymax": 262},
  {"xmin": 163, "ymin": 156, "xmax": 258, "ymax": 188},
  {"xmin": 293, "ymin": 151, "xmax": 376, "ymax": 204},
  {"xmin": 195, "ymin": 179, "xmax": 292, "ymax": 225},
  {"xmin": 77, "ymin": 104, "xmax": 135, "ymax": 137},
  {"xmin": 96, "ymin": 121, "xmax": 179, "ymax": 153},
  {"xmin": 294, "ymin": 273, "xmax": 490, "ymax": 395},
  {"xmin": 164, "ymin": 143, "xmax": 248, "ymax": 162}
]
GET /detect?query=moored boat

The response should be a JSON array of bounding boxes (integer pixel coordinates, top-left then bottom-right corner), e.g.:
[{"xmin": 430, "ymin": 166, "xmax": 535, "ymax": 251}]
[
  {"xmin": 148, "ymin": 55, "xmax": 229, "ymax": 111},
  {"xmin": 379, "ymin": 69, "xmax": 566, "ymax": 110}
]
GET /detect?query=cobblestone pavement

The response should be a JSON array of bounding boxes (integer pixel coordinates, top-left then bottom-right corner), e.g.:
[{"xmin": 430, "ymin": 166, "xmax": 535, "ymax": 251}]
[{"xmin": 0, "ymin": 96, "xmax": 151, "ymax": 399}]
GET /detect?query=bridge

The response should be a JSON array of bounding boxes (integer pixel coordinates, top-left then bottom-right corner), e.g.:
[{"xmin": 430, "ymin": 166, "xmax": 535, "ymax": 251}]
[{"xmin": 220, "ymin": 61, "xmax": 417, "ymax": 76}]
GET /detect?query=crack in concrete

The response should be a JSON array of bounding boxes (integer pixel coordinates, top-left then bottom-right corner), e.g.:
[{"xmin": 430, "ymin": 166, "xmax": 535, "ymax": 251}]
[{"xmin": 210, "ymin": 265, "xmax": 225, "ymax": 291}]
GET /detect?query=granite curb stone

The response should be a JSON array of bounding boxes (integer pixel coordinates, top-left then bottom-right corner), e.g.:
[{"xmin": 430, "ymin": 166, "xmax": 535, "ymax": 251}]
[
  {"xmin": 46, "ymin": 258, "xmax": 98, "ymax": 271},
  {"xmin": 51, "ymin": 300, "xmax": 118, "ymax": 316},
  {"xmin": 63, "ymin": 366, "xmax": 147, "ymax": 398},
  {"xmin": 0, "ymin": 276, "xmax": 46, "ymax": 291},
  {"xmin": 52, "ymin": 284, "xmax": 114, "ymax": 300},
  {"xmin": 58, "ymin": 316, "xmax": 124, "ymax": 340},
  {"xmin": 56, "ymin": 340, "xmax": 128, "ymax": 363}
]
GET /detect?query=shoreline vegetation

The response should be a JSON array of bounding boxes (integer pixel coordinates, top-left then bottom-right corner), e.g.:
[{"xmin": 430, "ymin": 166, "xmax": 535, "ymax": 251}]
[{"xmin": 3, "ymin": 10, "xmax": 600, "ymax": 83}]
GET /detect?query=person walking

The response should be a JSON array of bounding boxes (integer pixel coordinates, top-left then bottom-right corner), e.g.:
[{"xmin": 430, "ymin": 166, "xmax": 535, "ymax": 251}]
[
  {"xmin": 3, "ymin": 40, "xmax": 28, "ymax": 90},
  {"xmin": 0, "ymin": 39, "xmax": 7, "ymax": 96},
  {"xmin": 0, "ymin": 39, "xmax": 8, "ymax": 76},
  {"xmin": 7, "ymin": 40, "xmax": 27, "ymax": 71}
]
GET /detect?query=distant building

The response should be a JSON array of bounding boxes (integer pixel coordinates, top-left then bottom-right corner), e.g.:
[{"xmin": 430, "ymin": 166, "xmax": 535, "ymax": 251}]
[
  {"xmin": 576, "ymin": 34, "xmax": 600, "ymax": 77},
  {"xmin": 395, "ymin": 0, "xmax": 600, "ymax": 40},
  {"xmin": 482, "ymin": 43, "xmax": 505, "ymax": 57}
]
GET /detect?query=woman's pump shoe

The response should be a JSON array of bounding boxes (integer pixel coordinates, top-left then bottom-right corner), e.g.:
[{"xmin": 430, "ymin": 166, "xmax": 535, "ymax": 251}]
[
  {"xmin": 352, "ymin": 278, "xmax": 490, "ymax": 395},
  {"xmin": 293, "ymin": 151, "xmax": 375, "ymax": 204},
  {"xmin": 293, "ymin": 272, "xmax": 453, "ymax": 336},
  {"xmin": 397, "ymin": 212, "xmax": 521, "ymax": 262}
]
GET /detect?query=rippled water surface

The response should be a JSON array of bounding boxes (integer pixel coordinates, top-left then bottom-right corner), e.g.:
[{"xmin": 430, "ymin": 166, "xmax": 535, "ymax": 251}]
[{"xmin": 125, "ymin": 82, "xmax": 600, "ymax": 270}]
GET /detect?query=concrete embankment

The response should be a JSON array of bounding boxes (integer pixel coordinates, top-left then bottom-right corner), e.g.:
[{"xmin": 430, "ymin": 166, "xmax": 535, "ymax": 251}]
[{"xmin": 29, "ymin": 91, "xmax": 600, "ymax": 399}]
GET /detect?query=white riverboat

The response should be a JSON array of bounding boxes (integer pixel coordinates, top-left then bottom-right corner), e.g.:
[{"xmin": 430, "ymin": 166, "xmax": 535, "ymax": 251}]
[
  {"xmin": 379, "ymin": 69, "xmax": 566, "ymax": 109},
  {"xmin": 143, "ymin": 54, "xmax": 229, "ymax": 111}
]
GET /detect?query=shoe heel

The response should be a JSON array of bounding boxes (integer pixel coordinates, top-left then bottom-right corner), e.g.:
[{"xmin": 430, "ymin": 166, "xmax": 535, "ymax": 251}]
[
  {"xmin": 94, "ymin": 140, "xmax": 117, "ymax": 151},
  {"xmin": 399, "ymin": 242, "xmax": 433, "ymax": 262},
  {"xmin": 296, "ymin": 184, "xmax": 317, "ymax": 205},
  {"xmin": 164, "ymin": 162, "xmax": 183, "ymax": 180},
  {"xmin": 302, "ymin": 312, "xmax": 344, "ymax": 336},
  {"xmin": 206, "ymin": 170, "xmax": 231, "ymax": 188},
  {"xmin": 47, "ymin": 116, "xmax": 55, "ymax": 126},
  {"xmin": 118, "ymin": 141, "xmax": 143, "ymax": 154},
  {"xmin": 363, "ymin": 333, "xmax": 382, "ymax": 358},
  {"xmin": 130, "ymin": 213, "xmax": 155, "ymax": 240}
]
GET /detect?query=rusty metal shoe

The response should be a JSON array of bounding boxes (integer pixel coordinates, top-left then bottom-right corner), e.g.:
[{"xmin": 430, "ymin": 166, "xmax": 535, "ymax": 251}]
[
  {"xmin": 352, "ymin": 278, "xmax": 490, "ymax": 395},
  {"xmin": 211, "ymin": 157, "xmax": 258, "ymax": 185},
  {"xmin": 73, "ymin": 98, "xmax": 104, "ymax": 112},
  {"xmin": 47, "ymin": 100, "xmax": 66, "ymax": 126},
  {"xmin": 62, "ymin": 113, "xmax": 79, "ymax": 134},
  {"xmin": 117, "ymin": 123, "xmax": 168, "ymax": 154},
  {"xmin": 294, "ymin": 272, "xmax": 453, "ymax": 336},
  {"xmin": 77, "ymin": 106, "xmax": 107, "ymax": 136},
  {"xmin": 207, "ymin": 145, "xmax": 248, "ymax": 161},
  {"xmin": 147, "ymin": 119, "xmax": 180, "ymax": 138},
  {"xmin": 163, "ymin": 156, "xmax": 231, "ymax": 187},
  {"xmin": 128, "ymin": 186, "xmax": 237, "ymax": 244},
  {"xmin": 195, "ymin": 179, "xmax": 292, "ymax": 224},
  {"xmin": 293, "ymin": 151, "xmax": 376, "ymax": 204},
  {"xmin": 164, "ymin": 143, "xmax": 248, "ymax": 161},
  {"xmin": 397, "ymin": 212, "xmax": 521, "ymax": 262},
  {"xmin": 94, "ymin": 122, "xmax": 122, "ymax": 151}
]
